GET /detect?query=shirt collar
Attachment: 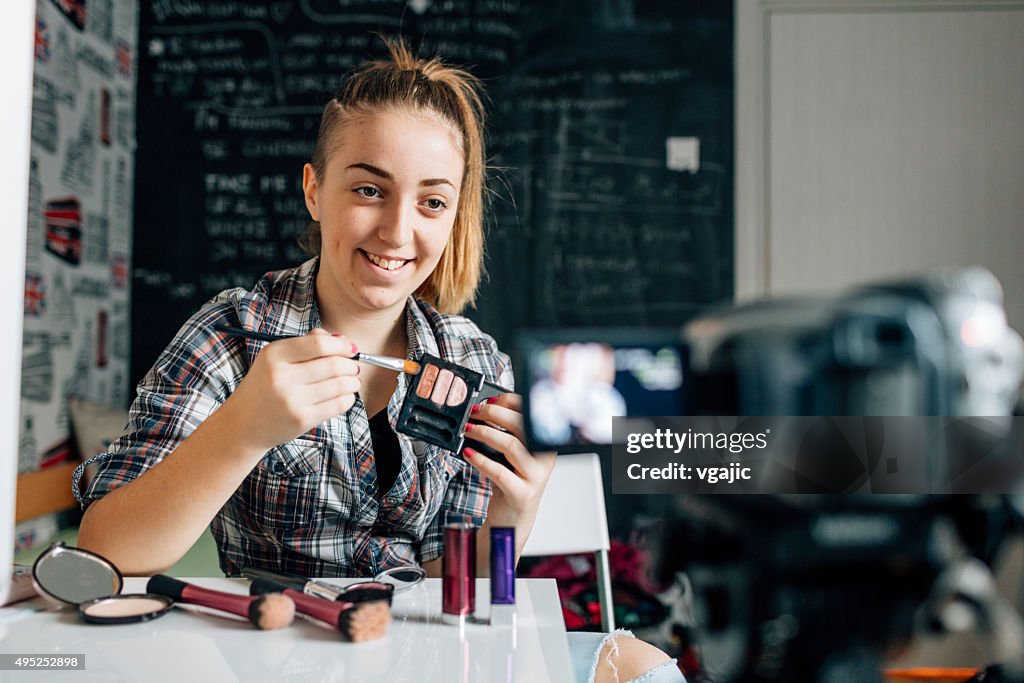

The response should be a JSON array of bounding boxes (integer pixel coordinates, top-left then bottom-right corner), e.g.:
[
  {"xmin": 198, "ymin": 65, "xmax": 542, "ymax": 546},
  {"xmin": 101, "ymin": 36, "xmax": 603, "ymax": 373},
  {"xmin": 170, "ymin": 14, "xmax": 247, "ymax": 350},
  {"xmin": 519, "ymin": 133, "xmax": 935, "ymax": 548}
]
[
  {"xmin": 294, "ymin": 257, "xmax": 322, "ymax": 335},
  {"xmin": 253, "ymin": 256, "xmax": 321, "ymax": 337},
  {"xmin": 404, "ymin": 296, "xmax": 439, "ymax": 360}
]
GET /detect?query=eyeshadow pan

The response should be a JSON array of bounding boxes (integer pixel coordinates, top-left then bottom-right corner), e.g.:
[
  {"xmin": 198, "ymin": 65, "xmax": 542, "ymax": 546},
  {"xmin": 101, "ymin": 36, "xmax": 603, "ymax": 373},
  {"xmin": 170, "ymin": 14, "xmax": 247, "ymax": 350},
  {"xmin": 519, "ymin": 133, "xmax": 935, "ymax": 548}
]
[
  {"xmin": 396, "ymin": 352, "xmax": 506, "ymax": 457},
  {"xmin": 412, "ymin": 408, "xmax": 456, "ymax": 429},
  {"xmin": 417, "ymin": 364, "xmax": 440, "ymax": 399},
  {"xmin": 430, "ymin": 369, "xmax": 454, "ymax": 405},
  {"xmin": 412, "ymin": 410, "xmax": 456, "ymax": 439},
  {"xmin": 446, "ymin": 377, "xmax": 468, "ymax": 406}
]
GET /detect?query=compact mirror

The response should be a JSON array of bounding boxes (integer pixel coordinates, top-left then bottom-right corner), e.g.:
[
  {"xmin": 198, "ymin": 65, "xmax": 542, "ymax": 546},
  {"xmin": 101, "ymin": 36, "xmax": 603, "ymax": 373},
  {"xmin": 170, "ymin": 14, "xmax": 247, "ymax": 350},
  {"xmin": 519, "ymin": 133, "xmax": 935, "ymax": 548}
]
[
  {"xmin": 32, "ymin": 542, "xmax": 123, "ymax": 605},
  {"xmin": 374, "ymin": 565, "xmax": 426, "ymax": 593},
  {"xmin": 31, "ymin": 542, "xmax": 173, "ymax": 625}
]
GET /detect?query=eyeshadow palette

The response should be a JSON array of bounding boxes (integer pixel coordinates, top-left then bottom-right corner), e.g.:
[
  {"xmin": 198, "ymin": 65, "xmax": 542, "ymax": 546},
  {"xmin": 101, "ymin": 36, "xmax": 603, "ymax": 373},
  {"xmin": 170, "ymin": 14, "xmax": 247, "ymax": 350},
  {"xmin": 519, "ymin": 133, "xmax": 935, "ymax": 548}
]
[{"xmin": 396, "ymin": 353, "xmax": 510, "ymax": 465}]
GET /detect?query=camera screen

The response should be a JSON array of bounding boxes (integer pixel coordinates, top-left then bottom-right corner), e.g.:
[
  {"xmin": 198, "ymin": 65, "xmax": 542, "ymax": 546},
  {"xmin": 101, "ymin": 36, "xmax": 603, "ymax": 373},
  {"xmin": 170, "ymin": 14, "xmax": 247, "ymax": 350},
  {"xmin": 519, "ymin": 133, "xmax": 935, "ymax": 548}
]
[{"xmin": 519, "ymin": 334, "xmax": 686, "ymax": 450}]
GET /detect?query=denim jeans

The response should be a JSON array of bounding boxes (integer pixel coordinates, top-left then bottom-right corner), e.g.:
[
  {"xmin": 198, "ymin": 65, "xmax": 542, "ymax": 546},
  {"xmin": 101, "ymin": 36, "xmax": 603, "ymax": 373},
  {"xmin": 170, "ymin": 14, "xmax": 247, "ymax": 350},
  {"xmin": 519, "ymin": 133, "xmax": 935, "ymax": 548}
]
[{"xmin": 567, "ymin": 630, "xmax": 687, "ymax": 683}]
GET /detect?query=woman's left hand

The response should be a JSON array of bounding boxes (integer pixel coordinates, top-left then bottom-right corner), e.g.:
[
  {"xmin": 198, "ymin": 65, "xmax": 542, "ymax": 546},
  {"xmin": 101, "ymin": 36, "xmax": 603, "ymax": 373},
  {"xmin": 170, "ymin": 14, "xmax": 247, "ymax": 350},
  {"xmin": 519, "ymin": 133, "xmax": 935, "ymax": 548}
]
[{"xmin": 462, "ymin": 393, "xmax": 556, "ymax": 548}]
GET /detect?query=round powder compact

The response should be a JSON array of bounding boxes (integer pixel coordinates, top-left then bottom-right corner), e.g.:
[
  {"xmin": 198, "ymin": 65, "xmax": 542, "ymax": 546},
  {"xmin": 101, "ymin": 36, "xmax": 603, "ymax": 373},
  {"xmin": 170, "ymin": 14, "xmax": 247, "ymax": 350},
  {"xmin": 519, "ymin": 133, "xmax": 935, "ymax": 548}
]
[{"xmin": 78, "ymin": 594, "xmax": 174, "ymax": 625}]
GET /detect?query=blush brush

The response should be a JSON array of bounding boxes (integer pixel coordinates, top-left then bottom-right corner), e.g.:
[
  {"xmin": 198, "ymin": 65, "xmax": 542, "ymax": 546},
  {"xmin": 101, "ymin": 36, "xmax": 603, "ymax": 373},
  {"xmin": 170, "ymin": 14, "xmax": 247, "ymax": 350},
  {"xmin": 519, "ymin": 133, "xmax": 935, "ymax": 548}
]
[
  {"xmin": 147, "ymin": 575, "xmax": 294, "ymax": 630},
  {"xmin": 249, "ymin": 577, "xmax": 390, "ymax": 642}
]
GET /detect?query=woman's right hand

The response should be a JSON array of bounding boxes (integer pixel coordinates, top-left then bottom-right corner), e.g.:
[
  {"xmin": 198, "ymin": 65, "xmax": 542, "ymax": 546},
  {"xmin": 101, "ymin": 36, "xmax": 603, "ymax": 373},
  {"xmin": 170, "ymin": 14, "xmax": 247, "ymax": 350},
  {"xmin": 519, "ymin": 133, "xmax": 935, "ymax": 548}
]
[{"xmin": 222, "ymin": 328, "xmax": 361, "ymax": 453}]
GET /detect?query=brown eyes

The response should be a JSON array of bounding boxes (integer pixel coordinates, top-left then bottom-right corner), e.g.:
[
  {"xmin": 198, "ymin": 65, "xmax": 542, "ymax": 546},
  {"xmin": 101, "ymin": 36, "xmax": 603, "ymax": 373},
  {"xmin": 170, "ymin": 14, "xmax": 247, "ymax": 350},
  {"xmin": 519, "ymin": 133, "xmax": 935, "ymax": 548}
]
[
  {"xmin": 352, "ymin": 187, "xmax": 448, "ymax": 212},
  {"xmin": 354, "ymin": 186, "xmax": 381, "ymax": 199}
]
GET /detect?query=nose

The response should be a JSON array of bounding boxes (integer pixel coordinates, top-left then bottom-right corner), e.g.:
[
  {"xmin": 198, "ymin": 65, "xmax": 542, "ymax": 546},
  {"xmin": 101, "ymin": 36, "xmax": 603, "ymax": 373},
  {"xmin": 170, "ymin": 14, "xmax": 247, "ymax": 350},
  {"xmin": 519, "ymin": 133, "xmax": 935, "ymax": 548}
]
[{"xmin": 377, "ymin": 199, "xmax": 414, "ymax": 249}]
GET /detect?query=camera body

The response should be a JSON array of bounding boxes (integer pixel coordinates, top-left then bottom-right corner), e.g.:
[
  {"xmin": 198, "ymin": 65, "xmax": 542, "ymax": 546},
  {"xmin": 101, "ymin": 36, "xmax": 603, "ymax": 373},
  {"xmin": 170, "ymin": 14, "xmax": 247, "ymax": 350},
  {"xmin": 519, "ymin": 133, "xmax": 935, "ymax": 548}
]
[{"xmin": 683, "ymin": 267, "xmax": 1023, "ymax": 418}]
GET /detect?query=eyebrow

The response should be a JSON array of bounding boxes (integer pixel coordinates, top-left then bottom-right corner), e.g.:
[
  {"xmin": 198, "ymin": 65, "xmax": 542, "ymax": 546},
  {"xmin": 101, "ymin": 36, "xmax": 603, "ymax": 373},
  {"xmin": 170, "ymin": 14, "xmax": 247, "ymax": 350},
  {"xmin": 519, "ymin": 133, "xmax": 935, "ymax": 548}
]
[{"xmin": 346, "ymin": 162, "xmax": 456, "ymax": 190}]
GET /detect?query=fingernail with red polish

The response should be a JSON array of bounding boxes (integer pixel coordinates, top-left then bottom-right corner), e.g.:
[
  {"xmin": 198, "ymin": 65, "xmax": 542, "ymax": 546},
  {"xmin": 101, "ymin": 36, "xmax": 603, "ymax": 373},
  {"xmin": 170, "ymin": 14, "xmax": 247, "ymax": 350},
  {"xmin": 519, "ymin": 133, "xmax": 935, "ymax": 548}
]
[
  {"xmin": 470, "ymin": 404, "xmax": 481, "ymax": 414},
  {"xmin": 487, "ymin": 397, "xmax": 501, "ymax": 404},
  {"xmin": 463, "ymin": 448, "xmax": 475, "ymax": 459},
  {"xmin": 464, "ymin": 423, "xmax": 474, "ymax": 431}
]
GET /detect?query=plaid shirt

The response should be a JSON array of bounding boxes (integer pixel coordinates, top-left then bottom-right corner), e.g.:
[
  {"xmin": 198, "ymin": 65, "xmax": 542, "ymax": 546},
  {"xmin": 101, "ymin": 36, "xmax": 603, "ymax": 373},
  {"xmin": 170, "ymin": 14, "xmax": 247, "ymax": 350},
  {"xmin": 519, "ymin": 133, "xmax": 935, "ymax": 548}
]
[{"xmin": 73, "ymin": 258, "xmax": 513, "ymax": 578}]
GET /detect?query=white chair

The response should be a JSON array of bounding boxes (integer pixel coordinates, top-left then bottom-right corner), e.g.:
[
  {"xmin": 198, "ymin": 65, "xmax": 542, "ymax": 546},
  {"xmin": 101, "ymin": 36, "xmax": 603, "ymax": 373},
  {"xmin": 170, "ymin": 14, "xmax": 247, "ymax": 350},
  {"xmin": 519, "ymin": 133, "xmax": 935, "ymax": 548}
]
[{"xmin": 521, "ymin": 452, "xmax": 615, "ymax": 632}]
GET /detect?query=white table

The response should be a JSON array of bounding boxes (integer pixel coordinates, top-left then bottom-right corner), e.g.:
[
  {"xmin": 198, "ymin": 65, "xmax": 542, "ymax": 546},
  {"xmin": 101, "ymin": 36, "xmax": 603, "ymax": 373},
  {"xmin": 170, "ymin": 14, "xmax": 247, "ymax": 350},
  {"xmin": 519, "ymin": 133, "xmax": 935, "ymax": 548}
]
[{"xmin": 0, "ymin": 577, "xmax": 574, "ymax": 682}]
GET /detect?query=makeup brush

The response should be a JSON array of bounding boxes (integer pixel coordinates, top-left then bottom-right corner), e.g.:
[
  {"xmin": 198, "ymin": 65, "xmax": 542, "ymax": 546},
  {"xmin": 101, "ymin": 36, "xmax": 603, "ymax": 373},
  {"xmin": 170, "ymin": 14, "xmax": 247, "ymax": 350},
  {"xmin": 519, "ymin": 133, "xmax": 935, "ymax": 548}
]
[
  {"xmin": 146, "ymin": 575, "xmax": 294, "ymax": 630},
  {"xmin": 213, "ymin": 324, "xmax": 420, "ymax": 374},
  {"xmin": 249, "ymin": 577, "xmax": 391, "ymax": 642},
  {"xmin": 242, "ymin": 567, "xmax": 394, "ymax": 605}
]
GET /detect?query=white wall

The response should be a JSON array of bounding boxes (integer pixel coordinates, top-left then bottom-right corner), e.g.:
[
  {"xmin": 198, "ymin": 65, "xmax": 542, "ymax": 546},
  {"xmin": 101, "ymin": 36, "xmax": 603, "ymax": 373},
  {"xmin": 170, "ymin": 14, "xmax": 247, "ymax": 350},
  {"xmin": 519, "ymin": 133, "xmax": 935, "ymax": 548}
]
[
  {"xmin": 736, "ymin": 0, "xmax": 1024, "ymax": 667},
  {"xmin": 737, "ymin": 0, "xmax": 1024, "ymax": 334},
  {"xmin": 0, "ymin": 0, "xmax": 34, "ymax": 608}
]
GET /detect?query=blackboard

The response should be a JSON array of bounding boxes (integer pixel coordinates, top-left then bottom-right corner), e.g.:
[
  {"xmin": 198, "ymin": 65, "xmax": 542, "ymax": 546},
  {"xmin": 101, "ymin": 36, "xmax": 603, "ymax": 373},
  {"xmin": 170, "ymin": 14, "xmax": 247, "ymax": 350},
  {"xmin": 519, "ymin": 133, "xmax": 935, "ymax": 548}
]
[{"xmin": 131, "ymin": 0, "xmax": 733, "ymax": 388}]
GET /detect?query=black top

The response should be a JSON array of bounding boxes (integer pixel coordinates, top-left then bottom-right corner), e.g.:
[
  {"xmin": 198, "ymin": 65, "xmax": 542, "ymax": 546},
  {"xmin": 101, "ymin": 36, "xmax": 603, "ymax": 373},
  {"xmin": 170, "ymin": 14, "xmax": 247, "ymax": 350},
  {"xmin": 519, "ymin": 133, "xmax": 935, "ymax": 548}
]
[{"xmin": 368, "ymin": 409, "xmax": 401, "ymax": 498}]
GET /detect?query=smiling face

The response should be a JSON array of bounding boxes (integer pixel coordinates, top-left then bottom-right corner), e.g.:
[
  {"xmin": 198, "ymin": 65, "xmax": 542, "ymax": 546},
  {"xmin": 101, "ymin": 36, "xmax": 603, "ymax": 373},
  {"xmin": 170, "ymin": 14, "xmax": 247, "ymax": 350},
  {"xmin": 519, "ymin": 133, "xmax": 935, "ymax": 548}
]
[{"xmin": 303, "ymin": 107, "xmax": 464, "ymax": 321}]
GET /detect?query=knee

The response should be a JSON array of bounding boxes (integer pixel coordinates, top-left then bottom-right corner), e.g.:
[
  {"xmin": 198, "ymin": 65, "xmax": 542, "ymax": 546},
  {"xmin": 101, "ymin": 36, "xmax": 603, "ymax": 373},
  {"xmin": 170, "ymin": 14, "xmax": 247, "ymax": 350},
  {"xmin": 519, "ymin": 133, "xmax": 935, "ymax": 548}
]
[{"xmin": 594, "ymin": 634, "xmax": 673, "ymax": 683}]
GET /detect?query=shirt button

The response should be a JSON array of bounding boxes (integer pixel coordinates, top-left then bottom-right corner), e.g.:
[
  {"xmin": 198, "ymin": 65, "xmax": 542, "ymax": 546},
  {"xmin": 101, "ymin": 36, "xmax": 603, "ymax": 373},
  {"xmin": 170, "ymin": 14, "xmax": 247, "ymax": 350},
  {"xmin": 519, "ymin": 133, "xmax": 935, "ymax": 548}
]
[
  {"xmin": 365, "ymin": 483, "xmax": 377, "ymax": 495},
  {"xmin": 272, "ymin": 461, "xmax": 286, "ymax": 475}
]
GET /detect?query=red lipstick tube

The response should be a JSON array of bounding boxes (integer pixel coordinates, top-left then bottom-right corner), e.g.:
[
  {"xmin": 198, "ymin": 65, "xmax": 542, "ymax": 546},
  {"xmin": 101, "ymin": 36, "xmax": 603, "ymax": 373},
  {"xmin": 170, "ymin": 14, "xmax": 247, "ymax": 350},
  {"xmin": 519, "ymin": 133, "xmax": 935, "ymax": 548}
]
[{"xmin": 442, "ymin": 523, "xmax": 476, "ymax": 624}]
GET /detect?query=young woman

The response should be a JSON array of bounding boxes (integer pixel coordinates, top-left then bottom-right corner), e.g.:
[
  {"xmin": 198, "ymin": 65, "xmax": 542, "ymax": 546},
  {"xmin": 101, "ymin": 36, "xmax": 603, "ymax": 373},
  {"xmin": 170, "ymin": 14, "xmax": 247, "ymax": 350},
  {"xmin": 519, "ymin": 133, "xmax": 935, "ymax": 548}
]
[{"xmin": 74, "ymin": 38, "xmax": 683, "ymax": 683}]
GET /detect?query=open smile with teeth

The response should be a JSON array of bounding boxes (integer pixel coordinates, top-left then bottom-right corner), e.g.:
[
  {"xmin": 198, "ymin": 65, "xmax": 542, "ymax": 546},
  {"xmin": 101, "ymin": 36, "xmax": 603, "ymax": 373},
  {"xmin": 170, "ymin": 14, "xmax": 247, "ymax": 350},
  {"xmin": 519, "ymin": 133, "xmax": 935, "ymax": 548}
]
[{"xmin": 363, "ymin": 250, "xmax": 411, "ymax": 271}]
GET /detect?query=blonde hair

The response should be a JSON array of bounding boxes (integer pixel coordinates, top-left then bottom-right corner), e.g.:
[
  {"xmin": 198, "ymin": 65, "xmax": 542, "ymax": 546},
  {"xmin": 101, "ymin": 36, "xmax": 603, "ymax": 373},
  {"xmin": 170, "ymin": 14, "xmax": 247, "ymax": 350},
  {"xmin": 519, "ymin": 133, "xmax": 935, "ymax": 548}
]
[{"xmin": 300, "ymin": 37, "xmax": 488, "ymax": 314}]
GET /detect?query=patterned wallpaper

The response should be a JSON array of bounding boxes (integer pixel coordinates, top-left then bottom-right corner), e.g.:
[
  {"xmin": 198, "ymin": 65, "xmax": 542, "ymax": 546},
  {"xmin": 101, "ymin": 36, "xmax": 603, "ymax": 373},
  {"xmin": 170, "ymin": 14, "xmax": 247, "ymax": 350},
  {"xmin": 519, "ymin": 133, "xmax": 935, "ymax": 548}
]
[{"xmin": 18, "ymin": 0, "xmax": 138, "ymax": 545}]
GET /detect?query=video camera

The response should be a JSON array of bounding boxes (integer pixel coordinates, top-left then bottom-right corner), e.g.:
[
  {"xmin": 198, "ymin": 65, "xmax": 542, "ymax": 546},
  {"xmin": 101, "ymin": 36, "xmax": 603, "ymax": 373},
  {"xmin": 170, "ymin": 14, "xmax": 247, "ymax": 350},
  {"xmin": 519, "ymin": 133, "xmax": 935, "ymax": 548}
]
[{"xmin": 516, "ymin": 267, "xmax": 1024, "ymax": 682}]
